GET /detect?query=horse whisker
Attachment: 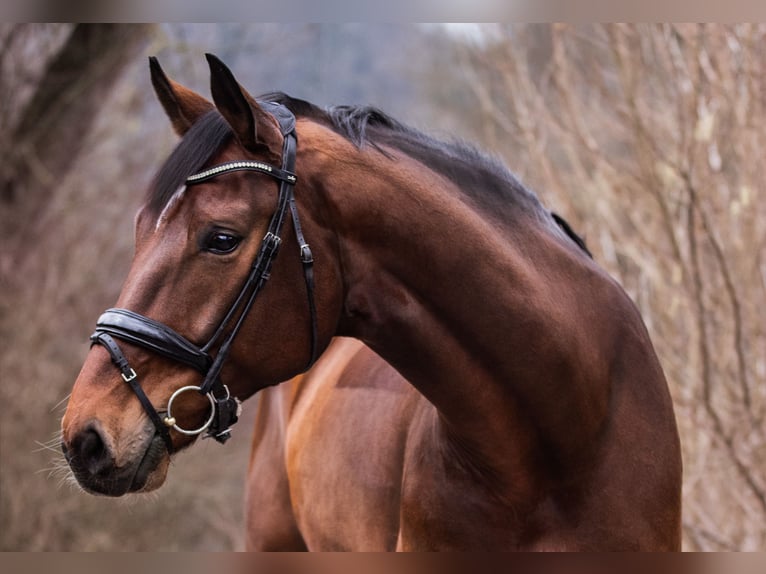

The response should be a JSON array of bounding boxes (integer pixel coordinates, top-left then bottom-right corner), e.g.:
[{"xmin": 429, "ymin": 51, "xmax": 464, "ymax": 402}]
[
  {"xmin": 33, "ymin": 440, "xmax": 65, "ymax": 454},
  {"xmin": 50, "ymin": 393, "xmax": 72, "ymax": 413}
]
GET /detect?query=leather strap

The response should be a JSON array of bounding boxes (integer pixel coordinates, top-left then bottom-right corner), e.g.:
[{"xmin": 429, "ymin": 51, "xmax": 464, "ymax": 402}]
[
  {"xmin": 196, "ymin": 119, "xmax": 304, "ymax": 395},
  {"xmin": 92, "ymin": 332, "xmax": 174, "ymax": 452},
  {"xmin": 259, "ymin": 100, "xmax": 296, "ymax": 135},
  {"xmin": 288, "ymin": 183, "xmax": 319, "ymax": 369},
  {"xmin": 94, "ymin": 309, "xmax": 212, "ymax": 373}
]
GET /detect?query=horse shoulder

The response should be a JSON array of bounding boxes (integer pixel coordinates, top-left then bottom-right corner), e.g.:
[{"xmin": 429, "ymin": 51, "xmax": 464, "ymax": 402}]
[
  {"xmin": 245, "ymin": 379, "xmax": 306, "ymax": 550},
  {"xmin": 281, "ymin": 338, "xmax": 420, "ymax": 550}
]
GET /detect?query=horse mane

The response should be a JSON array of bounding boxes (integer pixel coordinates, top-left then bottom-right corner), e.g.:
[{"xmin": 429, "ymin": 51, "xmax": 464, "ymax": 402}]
[
  {"xmin": 551, "ymin": 213, "xmax": 592, "ymax": 258},
  {"xmin": 263, "ymin": 92, "xmax": 591, "ymax": 257},
  {"xmin": 260, "ymin": 92, "xmax": 545, "ymax": 221},
  {"xmin": 147, "ymin": 93, "xmax": 591, "ymax": 257}
]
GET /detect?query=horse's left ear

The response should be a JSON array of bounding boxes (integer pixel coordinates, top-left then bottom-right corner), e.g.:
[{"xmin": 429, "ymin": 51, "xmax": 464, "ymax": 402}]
[{"xmin": 206, "ymin": 53, "xmax": 282, "ymax": 154}]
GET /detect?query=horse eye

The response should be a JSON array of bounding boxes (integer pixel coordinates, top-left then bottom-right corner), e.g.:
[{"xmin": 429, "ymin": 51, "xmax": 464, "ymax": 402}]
[{"xmin": 205, "ymin": 232, "xmax": 241, "ymax": 254}]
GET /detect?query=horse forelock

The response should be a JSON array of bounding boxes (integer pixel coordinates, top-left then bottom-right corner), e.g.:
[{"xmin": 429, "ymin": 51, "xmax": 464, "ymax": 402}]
[{"xmin": 147, "ymin": 110, "xmax": 233, "ymax": 219}]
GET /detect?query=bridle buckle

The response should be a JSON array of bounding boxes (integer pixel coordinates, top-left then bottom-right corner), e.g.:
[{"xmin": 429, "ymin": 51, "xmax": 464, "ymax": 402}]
[
  {"xmin": 121, "ymin": 368, "xmax": 138, "ymax": 383},
  {"xmin": 300, "ymin": 244, "xmax": 313, "ymax": 264}
]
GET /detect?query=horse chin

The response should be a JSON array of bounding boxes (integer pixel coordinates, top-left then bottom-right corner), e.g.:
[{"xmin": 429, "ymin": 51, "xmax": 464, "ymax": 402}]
[{"xmin": 129, "ymin": 434, "xmax": 170, "ymax": 493}]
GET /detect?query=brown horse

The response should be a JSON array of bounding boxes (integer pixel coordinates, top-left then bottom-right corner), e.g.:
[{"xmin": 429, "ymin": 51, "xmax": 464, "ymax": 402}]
[{"xmin": 62, "ymin": 55, "xmax": 682, "ymax": 550}]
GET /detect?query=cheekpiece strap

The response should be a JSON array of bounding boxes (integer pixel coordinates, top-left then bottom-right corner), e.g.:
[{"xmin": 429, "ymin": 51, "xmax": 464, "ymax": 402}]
[{"xmin": 91, "ymin": 332, "xmax": 174, "ymax": 452}]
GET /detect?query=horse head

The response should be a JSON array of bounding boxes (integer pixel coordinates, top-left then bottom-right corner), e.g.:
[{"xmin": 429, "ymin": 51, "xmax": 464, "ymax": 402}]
[{"xmin": 61, "ymin": 55, "xmax": 342, "ymax": 495}]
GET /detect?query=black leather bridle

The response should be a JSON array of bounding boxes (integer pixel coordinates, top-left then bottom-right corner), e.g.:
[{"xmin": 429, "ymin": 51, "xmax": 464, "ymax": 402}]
[{"xmin": 90, "ymin": 102, "xmax": 318, "ymax": 452}]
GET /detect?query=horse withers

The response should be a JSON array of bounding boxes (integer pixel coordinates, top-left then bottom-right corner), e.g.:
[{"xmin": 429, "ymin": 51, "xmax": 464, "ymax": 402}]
[{"xmin": 62, "ymin": 55, "xmax": 682, "ymax": 550}]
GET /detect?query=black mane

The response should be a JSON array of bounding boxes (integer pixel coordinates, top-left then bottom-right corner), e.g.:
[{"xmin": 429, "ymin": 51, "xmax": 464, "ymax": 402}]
[
  {"xmin": 146, "ymin": 93, "xmax": 590, "ymax": 257},
  {"xmin": 147, "ymin": 110, "xmax": 232, "ymax": 215},
  {"xmin": 260, "ymin": 92, "xmax": 544, "ymax": 220}
]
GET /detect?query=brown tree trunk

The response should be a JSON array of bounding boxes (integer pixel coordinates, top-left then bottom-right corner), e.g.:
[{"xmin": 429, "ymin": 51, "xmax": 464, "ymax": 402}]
[{"xmin": 0, "ymin": 24, "xmax": 153, "ymax": 235}]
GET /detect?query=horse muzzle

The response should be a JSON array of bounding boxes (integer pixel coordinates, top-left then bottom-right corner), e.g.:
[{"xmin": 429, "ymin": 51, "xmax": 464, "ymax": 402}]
[{"xmin": 62, "ymin": 421, "xmax": 168, "ymax": 496}]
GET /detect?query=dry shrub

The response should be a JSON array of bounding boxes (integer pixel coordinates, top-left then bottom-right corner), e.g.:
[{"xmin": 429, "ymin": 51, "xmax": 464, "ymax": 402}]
[{"xmin": 0, "ymin": 25, "xmax": 252, "ymax": 551}]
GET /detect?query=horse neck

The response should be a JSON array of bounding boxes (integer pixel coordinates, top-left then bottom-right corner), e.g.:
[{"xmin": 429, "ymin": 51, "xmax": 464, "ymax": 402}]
[{"xmin": 304, "ymin": 124, "xmax": 614, "ymax": 489}]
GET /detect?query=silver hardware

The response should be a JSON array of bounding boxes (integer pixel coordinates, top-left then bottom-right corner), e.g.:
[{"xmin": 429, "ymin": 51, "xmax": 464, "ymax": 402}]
[
  {"xmin": 121, "ymin": 368, "xmax": 138, "ymax": 383},
  {"xmin": 263, "ymin": 232, "xmax": 282, "ymax": 248},
  {"xmin": 163, "ymin": 385, "xmax": 217, "ymax": 436},
  {"xmin": 186, "ymin": 161, "xmax": 275, "ymax": 183},
  {"xmin": 300, "ymin": 244, "xmax": 313, "ymax": 263}
]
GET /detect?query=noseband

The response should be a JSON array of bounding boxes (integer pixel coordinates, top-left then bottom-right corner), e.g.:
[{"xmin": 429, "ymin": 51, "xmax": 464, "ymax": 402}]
[{"xmin": 90, "ymin": 102, "xmax": 318, "ymax": 452}]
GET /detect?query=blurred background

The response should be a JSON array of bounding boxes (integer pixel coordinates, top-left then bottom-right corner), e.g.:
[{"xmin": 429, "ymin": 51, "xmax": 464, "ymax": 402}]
[{"xmin": 0, "ymin": 23, "xmax": 764, "ymax": 551}]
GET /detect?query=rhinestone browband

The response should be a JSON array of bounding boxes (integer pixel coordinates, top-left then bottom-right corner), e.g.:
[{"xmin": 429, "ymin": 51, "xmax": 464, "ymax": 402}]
[{"xmin": 186, "ymin": 161, "xmax": 297, "ymax": 185}]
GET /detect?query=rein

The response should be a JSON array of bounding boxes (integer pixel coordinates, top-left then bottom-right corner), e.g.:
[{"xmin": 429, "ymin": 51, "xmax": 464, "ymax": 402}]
[{"xmin": 90, "ymin": 102, "xmax": 318, "ymax": 451}]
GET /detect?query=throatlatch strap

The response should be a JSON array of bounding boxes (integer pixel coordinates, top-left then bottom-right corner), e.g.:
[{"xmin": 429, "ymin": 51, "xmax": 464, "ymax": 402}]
[
  {"xmin": 91, "ymin": 333, "xmax": 174, "ymax": 452},
  {"xmin": 286, "ymin": 158, "xmax": 319, "ymax": 369}
]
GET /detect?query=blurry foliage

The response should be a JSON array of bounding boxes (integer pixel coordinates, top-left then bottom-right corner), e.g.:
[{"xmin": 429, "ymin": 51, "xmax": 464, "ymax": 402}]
[{"xmin": 1, "ymin": 23, "xmax": 763, "ymax": 551}]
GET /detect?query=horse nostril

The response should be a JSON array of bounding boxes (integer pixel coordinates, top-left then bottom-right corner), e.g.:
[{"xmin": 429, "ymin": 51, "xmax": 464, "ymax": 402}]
[{"xmin": 73, "ymin": 425, "xmax": 114, "ymax": 477}]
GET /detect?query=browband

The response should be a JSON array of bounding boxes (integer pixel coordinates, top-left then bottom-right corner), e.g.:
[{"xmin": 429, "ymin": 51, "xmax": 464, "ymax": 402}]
[{"xmin": 185, "ymin": 160, "xmax": 296, "ymax": 185}]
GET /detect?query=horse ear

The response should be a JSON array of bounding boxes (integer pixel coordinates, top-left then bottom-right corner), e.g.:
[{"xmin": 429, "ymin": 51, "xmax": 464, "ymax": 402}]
[
  {"xmin": 205, "ymin": 53, "xmax": 282, "ymax": 154},
  {"xmin": 149, "ymin": 56, "xmax": 214, "ymax": 137}
]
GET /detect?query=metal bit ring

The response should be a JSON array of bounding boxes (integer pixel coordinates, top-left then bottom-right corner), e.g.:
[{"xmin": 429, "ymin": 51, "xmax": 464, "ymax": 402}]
[{"xmin": 163, "ymin": 385, "xmax": 216, "ymax": 436}]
